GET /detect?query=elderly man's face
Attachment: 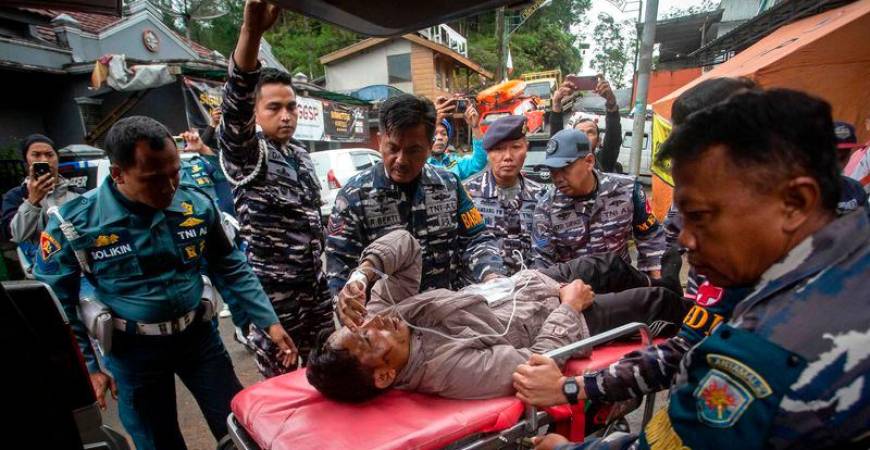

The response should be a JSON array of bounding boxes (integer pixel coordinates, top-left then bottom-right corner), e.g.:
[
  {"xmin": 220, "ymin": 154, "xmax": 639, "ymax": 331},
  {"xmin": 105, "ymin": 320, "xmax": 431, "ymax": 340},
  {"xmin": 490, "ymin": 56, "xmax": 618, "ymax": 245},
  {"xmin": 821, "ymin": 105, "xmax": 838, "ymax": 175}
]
[
  {"xmin": 329, "ymin": 312, "xmax": 411, "ymax": 388},
  {"xmin": 673, "ymin": 145, "xmax": 790, "ymax": 287}
]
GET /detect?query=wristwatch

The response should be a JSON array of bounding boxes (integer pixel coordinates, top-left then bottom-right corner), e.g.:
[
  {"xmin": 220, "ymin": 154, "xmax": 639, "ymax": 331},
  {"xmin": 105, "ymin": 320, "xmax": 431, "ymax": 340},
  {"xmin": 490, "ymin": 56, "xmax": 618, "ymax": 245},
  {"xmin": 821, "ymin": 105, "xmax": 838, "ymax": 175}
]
[{"xmin": 562, "ymin": 377, "xmax": 580, "ymax": 405}]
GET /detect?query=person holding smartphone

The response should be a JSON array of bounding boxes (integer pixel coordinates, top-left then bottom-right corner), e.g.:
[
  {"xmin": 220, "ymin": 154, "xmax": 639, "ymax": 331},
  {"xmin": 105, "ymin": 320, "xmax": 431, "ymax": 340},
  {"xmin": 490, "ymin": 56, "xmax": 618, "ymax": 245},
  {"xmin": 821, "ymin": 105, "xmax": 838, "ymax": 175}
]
[
  {"xmin": 1, "ymin": 134, "xmax": 82, "ymax": 269},
  {"xmin": 549, "ymin": 74, "xmax": 623, "ymax": 173}
]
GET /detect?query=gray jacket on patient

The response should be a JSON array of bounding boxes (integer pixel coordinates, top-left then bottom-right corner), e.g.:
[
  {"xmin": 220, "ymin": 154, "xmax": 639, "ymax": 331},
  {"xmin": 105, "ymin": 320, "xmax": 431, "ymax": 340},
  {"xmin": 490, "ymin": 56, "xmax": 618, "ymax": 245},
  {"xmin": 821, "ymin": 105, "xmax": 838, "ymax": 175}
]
[{"xmin": 357, "ymin": 229, "xmax": 590, "ymax": 400}]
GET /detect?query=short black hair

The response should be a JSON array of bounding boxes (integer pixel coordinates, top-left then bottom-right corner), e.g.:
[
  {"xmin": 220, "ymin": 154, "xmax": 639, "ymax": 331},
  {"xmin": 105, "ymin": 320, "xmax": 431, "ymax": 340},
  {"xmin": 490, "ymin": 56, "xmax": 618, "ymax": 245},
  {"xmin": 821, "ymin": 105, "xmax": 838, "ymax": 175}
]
[
  {"xmin": 20, "ymin": 134, "xmax": 55, "ymax": 160},
  {"xmin": 306, "ymin": 329, "xmax": 387, "ymax": 403},
  {"xmin": 103, "ymin": 116, "xmax": 173, "ymax": 168},
  {"xmin": 378, "ymin": 94, "xmax": 437, "ymax": 141},
  {"xmin": 256, "ymin": 68, "xmax": 294, "ymax": 99},
  {"xmin": 671, "ymin": 77, "xmax": 757, "ymax": 126},
  {"xmin": 659, "ymin": 89, "xmax": 841, "ymax": 211}
]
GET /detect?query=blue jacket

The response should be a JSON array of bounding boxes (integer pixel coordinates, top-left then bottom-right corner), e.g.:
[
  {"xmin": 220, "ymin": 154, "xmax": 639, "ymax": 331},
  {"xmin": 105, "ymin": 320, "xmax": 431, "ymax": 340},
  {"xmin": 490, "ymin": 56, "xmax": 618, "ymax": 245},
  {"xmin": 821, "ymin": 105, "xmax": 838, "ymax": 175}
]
[{"xmin": 426, "ymin": 138, "xmax": 488, "ymax": 180}]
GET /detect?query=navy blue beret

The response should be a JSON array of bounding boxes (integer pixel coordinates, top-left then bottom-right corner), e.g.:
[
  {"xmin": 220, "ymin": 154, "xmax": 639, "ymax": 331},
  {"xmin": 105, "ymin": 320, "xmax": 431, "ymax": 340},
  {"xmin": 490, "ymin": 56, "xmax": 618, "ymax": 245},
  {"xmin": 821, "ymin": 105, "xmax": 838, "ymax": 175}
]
[{"xmin": 483, "ymin": 115, "xmax": 527, "ymax": 151}]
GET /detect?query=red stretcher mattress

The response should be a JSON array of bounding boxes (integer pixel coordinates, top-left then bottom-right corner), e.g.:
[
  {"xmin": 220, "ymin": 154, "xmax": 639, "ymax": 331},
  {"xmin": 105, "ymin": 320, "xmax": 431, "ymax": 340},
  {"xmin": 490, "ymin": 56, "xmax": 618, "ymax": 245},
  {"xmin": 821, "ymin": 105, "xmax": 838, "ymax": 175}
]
[{"xmin": 231, "ymin": 340, "xmax": 659, "ymax": 450}]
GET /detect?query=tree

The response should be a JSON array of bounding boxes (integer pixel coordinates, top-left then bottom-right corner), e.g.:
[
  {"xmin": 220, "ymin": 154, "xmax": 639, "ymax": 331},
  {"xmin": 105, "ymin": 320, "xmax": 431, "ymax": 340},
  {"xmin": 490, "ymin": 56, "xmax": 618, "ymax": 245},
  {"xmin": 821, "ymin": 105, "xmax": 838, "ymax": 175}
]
[
  {"xmin": 660, "ymin": 0, "xmax": 720, "ymax": 19},
  {"xmin": 589, "ymin": 13, "xmax": 635, "ymax": 88},
  {"xmin": 264, "ymin": 14, "xmax": 359, "ymax": 79},
  {"xmin": 152, "ymin": 0, "xmax": 226, "ymax": 39},
  {"xmin": 464, "ymin": 0, "xmax": 592, "ymax": 85}
]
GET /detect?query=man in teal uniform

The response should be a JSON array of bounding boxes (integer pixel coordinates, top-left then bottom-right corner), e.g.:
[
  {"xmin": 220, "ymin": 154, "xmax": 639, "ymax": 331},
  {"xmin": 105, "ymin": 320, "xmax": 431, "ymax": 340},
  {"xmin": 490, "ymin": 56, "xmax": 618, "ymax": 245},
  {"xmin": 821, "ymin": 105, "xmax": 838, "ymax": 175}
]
[
  {"xmin": 529, "ymin": 90, "xmax": 870, "ymax": 450},
  {"xmin": 33, "ymin": 116, "xmax": 295, "ymax": 450}
]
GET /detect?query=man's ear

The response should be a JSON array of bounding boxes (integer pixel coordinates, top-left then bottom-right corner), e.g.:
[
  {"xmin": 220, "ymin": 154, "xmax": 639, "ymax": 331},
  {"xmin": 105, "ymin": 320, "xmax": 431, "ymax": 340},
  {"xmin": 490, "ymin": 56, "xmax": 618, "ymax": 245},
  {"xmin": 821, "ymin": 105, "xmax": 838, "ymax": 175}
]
[
  {"xmin": 585, "ymin": 153, "xmax": 596, "ymax": 168},
  {"xmin": 109, "ymin": 164, "xmax": 124, "ymax": 185},
  {"xmin": 372, "ymin": 367, "xmax": 397, "ymax": 389},
  {"xmin": 780, "ymin": 176, "xmax": 822, "ymax": 233}
]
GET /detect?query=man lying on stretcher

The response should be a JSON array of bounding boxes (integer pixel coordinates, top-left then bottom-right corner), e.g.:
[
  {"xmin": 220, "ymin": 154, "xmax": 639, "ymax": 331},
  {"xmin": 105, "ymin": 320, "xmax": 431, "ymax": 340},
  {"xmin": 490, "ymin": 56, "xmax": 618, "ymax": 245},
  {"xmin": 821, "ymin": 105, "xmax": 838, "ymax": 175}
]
[{"xmin": 307, "ymin": 230, "xmax": 688, "ymax": 402}]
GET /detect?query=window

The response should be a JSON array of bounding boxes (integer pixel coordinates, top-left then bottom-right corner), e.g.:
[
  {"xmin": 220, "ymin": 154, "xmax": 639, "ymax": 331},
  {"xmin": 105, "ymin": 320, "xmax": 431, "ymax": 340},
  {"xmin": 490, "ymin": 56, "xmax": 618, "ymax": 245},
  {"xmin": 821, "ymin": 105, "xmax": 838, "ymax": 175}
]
[
  {"xmin": 388, "ymin": 53, "xmax": 412, "ymax": 83},
  {"xmin": 351, "ymin": 152, "xmax": 374, "ymax": 171}
]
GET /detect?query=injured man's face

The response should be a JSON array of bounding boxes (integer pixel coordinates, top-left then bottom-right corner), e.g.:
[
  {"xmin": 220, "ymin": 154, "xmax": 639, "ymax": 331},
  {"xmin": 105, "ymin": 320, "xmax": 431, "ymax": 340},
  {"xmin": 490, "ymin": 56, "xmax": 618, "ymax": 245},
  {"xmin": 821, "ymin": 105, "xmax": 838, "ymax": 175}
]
[{"xmin": 307, "ymin": 312, "xmax": 412, "ymax": 403}]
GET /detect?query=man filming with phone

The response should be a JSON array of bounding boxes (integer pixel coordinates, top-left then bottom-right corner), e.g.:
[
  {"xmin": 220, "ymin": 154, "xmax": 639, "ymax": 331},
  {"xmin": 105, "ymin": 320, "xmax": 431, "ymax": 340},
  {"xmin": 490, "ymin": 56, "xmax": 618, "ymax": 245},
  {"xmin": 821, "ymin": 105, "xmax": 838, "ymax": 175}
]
[
  {"xmin": 427, "ymin": 96, "xmax": 489, "ymax": 180},
  {"xmin": 549, "ymin": 74, "xmax": 623, "ymax": 173},
  {"xmin": 2, "ymin": 134, "xmax": 82, "ymax": 272}
]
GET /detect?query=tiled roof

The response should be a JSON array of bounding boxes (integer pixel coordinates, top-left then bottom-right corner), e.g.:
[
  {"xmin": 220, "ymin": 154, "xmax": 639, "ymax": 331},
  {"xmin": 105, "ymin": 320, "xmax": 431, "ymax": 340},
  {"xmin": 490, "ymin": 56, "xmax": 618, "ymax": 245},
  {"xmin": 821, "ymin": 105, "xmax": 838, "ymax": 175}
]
[{"xmin": 23, "ymin": 7, "xmax": 219, "ymax": 60}]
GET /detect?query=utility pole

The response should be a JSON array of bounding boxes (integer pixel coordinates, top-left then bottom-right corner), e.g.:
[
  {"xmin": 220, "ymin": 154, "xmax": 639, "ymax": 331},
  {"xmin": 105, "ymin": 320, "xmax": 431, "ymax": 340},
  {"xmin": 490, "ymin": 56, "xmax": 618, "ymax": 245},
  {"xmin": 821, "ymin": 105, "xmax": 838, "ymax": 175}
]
[
  {"xmin": 628, "ymin": 0, "xmax": 658, "ymax": 176},
  {"xmin": 495, "ymin": 7, "xmax": 506, "ymax": 81}
]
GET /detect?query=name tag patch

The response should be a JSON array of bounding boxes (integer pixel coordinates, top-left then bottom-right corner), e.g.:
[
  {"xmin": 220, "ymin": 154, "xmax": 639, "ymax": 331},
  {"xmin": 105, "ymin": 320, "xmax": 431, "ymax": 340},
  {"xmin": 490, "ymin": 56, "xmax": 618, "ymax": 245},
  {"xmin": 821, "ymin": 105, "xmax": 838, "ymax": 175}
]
[{"xmin": 90, "ymin": 231, "xmax": 135, "ymax": 262}]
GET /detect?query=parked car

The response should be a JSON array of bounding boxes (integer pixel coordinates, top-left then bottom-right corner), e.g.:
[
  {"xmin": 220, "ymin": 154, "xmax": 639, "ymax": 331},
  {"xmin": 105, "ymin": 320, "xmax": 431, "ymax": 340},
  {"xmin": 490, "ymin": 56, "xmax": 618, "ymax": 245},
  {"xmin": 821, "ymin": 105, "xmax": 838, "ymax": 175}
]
[
  {"xmin": 310, "ymin": 148, "xmax": 383, "ymax": 222},
  {"xmin": 521, "ymin": 134, "xmax": 552, "ymax": 185}
]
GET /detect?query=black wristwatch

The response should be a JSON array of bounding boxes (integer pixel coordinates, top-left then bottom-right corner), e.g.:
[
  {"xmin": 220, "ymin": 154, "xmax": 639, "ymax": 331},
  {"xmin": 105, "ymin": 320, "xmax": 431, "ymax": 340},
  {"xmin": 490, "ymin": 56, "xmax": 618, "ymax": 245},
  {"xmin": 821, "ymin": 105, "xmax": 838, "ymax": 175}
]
[{"xmin": 562, "ymin": 377, "xmax": 580, "ymax": 405}]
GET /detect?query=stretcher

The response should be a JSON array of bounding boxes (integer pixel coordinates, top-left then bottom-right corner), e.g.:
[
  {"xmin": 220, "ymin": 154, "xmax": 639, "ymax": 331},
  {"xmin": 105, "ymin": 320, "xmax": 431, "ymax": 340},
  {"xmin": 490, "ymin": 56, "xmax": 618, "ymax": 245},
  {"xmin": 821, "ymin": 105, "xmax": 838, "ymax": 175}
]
[{"xmin": 228, "ymin": 322, "xmax": 659, "ymax": 450}]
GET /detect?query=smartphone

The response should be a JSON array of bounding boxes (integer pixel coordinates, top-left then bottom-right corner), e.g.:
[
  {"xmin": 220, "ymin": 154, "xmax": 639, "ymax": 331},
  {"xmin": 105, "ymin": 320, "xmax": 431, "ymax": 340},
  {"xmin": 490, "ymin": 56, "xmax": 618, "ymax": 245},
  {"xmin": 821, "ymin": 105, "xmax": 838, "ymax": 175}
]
[
  {"xmin": 32, "ymin": 162, "xmax": 51, "ymax": 178},
  {"xmin": 566, "ymin": 75, "xmax": 599, "ymax": 91},
  {"xmin": 173, "ymin": 135, "xmax": 186, "ymax": 150},
  {"xmin": 455, "ymin": 98, "xmax": 470, "ymax": 114}
]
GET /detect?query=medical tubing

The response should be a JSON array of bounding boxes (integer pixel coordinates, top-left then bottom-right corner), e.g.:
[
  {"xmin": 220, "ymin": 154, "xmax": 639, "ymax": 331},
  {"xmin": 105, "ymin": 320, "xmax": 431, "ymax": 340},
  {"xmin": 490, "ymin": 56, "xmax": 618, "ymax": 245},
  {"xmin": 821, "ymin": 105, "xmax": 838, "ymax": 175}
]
[
  {"xmin": 361, "ymin": 261, "xmax": 530, "ymax": 343},
  {"xmin": 48, "ymin": 206, "xmax": 91, "ymax": 273}
]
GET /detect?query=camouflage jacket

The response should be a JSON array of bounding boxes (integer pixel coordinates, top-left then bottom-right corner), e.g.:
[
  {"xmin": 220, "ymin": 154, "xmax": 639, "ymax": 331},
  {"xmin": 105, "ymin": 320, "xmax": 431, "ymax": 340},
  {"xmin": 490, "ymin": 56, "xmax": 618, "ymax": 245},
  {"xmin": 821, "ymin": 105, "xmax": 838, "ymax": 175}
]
[
  {"xmin": 218, "ymin": 60, "xmax": 324, "ymax": 284},
  {"xmin": 564, "ymin": 209, "xmax": 870, "ymax": 450},
  {"xmin": 532, "ymin": 171, "xmax": 665, "ymax": 272},
  {"xmin": 464, "ymin": 170, "xmax": 546, "ymax": 275},
  {"xmin": 325, "ymin": 163, "xmax": 505, "ymax": 296}
]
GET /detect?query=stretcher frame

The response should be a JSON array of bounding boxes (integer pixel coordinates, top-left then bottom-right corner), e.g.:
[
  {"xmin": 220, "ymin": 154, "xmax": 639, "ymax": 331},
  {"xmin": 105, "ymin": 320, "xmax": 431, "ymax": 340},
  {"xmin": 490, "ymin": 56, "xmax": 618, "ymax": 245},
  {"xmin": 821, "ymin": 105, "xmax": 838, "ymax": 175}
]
[{"xmin": 227, "ymin": 322, "xmax": 655, "ymax": 450}]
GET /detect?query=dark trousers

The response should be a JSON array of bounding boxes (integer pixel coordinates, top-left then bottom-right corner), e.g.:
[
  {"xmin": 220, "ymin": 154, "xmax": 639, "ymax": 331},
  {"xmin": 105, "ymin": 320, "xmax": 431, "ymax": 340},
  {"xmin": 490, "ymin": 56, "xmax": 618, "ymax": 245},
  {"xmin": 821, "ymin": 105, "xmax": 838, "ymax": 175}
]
[
  {"xmin": 249, "ymin": 276, "xmax": 335, "ymax": 377},
  {"xmin": 539, "ymin": 253, "xmax": 691, "ymax": 336},
  {"xmin": 104, "ymin": 320, "xmax": 242, "ymax": 450}
]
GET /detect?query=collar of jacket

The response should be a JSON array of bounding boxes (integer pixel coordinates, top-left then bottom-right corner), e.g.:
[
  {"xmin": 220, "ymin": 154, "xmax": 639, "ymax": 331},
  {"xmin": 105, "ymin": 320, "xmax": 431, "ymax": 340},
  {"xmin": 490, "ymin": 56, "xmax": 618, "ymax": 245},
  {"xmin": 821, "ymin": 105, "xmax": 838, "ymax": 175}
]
[
  {"xmin": 734, "ymin": 209, "xmax": 869, "ymax": 318},
  {"xmin": 552, "ymin": 170, "xmax": 604, "ymax": 214},
  {"xmin": 373, "ymin": 163, "xmax": 451, "ymax": 190},
  {"xmin": 96, "ymin": 176, "xmax": 188, "ymax": 227},
  {"xmin": 478, "ymin": 169, "xmax": 535, "ymax": 202}
]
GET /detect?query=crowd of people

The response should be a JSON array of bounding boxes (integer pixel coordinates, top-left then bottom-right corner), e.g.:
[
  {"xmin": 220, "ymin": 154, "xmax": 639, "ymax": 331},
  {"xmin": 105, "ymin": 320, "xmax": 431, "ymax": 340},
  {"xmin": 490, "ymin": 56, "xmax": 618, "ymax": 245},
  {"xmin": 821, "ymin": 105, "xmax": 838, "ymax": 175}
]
[{"xmin": 2, "ymin": 0, "xmax": 868, "ymax": 449}]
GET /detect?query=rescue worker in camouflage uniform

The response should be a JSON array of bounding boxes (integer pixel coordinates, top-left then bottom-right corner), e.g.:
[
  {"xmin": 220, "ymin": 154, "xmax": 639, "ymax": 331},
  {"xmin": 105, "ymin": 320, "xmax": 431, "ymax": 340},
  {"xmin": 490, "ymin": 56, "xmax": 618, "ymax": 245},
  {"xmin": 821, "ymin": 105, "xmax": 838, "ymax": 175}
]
[
  {"xmin": 464, "ymin": 115, "xmax": 546, "ymax": 275},
  {"xmin": 513, "ymin": 78, "xmax": 763, "ymax": 433},
  {"xmin": 532, "ymin": 129, "xmax": 666, "ymax": 277},
  {"xmin": 326, "ymin": 94, "xmax": 505, "ymax": 301},
  {"xmin": 218, "ymin": 0, "xmax": 332, "ymax": 376},
  {"xmin": 527, "ymin": 89, "xmax": 870, "ymax": 450}
]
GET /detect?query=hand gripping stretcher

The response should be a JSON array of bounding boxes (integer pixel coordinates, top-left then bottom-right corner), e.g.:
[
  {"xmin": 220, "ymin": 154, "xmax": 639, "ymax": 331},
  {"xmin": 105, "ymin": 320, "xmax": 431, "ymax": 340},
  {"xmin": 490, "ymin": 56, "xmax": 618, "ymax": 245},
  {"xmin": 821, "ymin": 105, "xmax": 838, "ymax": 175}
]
[{"xmin": 227, "ymin": 322, "xmax": 660, "ymax": 450}]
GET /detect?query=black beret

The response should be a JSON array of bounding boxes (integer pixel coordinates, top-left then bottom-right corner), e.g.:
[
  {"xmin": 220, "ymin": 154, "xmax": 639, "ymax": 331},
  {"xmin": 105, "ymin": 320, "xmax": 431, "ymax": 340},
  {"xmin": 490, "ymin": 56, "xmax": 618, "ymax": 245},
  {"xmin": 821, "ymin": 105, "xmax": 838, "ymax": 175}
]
[{"xmin": 483, "ymin": 115, "xmax": 527, "ymax": 151}]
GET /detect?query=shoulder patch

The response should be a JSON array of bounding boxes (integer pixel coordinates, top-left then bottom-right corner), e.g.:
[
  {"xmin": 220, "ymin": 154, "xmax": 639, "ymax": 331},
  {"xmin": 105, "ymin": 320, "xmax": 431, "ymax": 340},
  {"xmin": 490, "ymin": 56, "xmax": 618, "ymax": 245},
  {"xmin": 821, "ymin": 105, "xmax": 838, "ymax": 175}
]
[
  {"xmin": 694, "ymin": 369, "xmax": 753, "ymax": 428},
  {"xmin": 40, "ymin": 232, "xmax": 62, "ymax": 260}
]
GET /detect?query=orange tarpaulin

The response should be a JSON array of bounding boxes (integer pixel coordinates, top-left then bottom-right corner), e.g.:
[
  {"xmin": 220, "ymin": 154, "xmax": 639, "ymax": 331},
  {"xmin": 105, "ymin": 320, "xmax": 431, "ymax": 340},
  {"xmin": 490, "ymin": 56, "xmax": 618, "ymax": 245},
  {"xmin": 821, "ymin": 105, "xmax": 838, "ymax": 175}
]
[{"xmin": 650, "ymin": 0, "xmax": 870, "ymax": 216}]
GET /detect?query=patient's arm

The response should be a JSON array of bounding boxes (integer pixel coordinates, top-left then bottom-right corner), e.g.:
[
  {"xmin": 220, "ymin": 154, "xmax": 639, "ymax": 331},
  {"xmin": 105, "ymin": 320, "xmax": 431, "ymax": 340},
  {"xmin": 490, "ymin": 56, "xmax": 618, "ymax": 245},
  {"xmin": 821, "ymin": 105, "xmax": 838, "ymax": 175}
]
[
  {"xmin": 359, "ymin": 230, "xmax": 423, "ymax": 313},
  {"xmin": 430, "ymin": 304, "xmax": 589, "ymax": 400}
]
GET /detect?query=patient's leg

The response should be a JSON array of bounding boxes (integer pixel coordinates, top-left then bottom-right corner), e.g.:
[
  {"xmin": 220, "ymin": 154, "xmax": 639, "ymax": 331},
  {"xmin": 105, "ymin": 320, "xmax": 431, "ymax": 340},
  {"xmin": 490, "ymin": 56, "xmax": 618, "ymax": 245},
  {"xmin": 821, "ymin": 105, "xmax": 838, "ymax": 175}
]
[
  {"xmin": 538, "ymin": 253, "xmax": 650, "ymax": 294},
  {"xmin": 583, "ymin": 287, "xmax": 692, "ymax": 337}
]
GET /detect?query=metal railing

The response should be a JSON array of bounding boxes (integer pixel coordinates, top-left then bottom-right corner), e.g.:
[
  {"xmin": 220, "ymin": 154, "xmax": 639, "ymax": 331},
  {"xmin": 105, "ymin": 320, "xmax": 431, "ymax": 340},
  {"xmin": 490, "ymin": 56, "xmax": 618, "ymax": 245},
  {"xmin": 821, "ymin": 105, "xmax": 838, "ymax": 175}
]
[
  {"xmin": 419, "ymin": 24, "xmax": 467, "ymax": 56},
  {"xmin": 524, "ymin": 322, "xmax": 655, "ymax": 433}
]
